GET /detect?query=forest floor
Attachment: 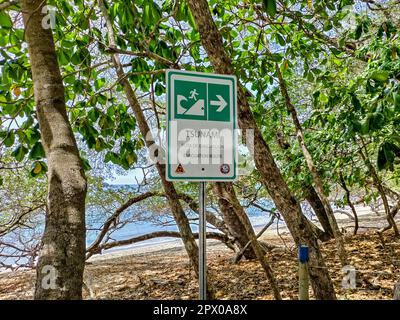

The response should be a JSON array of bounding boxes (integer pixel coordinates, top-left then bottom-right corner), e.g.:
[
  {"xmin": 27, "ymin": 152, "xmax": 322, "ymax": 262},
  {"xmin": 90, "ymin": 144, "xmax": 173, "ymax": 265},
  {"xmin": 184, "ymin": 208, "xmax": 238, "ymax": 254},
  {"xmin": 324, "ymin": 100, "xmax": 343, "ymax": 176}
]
[{"xmin": 0, "ymin": 211, "xmax": 399, "ymax": 300}]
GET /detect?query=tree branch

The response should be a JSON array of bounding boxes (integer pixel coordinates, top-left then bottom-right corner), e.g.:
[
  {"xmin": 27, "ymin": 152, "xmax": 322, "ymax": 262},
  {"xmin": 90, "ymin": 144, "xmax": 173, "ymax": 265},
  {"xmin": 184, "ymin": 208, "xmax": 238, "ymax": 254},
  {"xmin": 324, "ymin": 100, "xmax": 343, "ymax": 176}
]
[
  {"xmin": 88, "ymin": 231, "xmax": 235, "ymax": 257},
  {"xmin": 86, "ymin": 191, "xmax": 160, "ymax": 257},
  {"xmin": 234, "ymin": 215, "xmax": 277, "ymax": 263},
  {"xmin": 0, "ymin": 0, "xmax": 20, "ymax": 11},
  {"xmin": 0, "ymin": 204, "xmax": 45, "ymax": 237},
  {"xmin": 178, "ymin": 193, "xmax": 228, "ymax": 234},
  {"xmin": 104, "ymin": 46, "xmax": 178, "ymax": 69}
]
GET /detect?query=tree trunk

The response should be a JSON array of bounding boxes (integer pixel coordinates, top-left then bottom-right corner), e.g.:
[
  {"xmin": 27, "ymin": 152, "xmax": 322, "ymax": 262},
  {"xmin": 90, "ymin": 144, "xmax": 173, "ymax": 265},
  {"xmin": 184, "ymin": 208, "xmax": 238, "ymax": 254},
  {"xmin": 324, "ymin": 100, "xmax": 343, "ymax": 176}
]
[
  {"xmin": 234, "ymin": 215, "xmax": 277, "ymax": 263},
  {"xmin": 214, "ymin": 182, "xmax": 282, "ymax": 299},
  {"xmin": 305, "ymin": 184, "xmax": 334, "ymax": 238},
  {"xmin": 98, "ymin": 0, "xmax": 215, "ymax": 299},
  {"xmin": 339, "ymin": 173, "xmax": 359, "ymax": 235},
  {"xmin": 213, "ymin": 183, "xmax": 257, "ymax": 260},
  {"xmin": 22, "ymin": 0, "xmax": 87, "ymax": 299},
  {"xmin": 274, "ymin": 63, "xmax": 348, "ymax": 267},
  {"xmin": 193, "ymin": 186, "xmax": 259, "ymax": 260},
  {"xmin": 358, "ymin": 137, "xmax": 399, "ymax": 236},
  {"xmin": 275, "ymin": 132, "xmax": 333, "ymax": 241},
  {"xmin": 187, "ymin": 0, "xmax": 336, "ymax": 299},
  {"xmin": 177, "ymin": 193, "xmax": 230, "ymax": 235}
]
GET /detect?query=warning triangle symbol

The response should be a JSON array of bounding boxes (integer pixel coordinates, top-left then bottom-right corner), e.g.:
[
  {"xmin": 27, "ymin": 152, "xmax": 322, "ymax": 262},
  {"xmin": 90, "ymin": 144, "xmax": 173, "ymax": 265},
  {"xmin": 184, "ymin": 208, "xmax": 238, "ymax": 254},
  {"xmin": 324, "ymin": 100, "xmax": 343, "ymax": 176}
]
[{"xmin": 175, "ymin": 163, "xmax": 185, "ymax": 174}]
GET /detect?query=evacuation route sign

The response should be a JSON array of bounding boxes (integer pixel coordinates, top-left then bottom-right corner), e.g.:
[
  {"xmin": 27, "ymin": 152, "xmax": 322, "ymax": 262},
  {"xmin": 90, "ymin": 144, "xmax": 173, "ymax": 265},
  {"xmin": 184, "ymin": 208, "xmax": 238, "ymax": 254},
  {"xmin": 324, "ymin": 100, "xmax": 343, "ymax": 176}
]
[{"xmin": 166, "ymin": 70, "xmax": 238, "ymax": 181}]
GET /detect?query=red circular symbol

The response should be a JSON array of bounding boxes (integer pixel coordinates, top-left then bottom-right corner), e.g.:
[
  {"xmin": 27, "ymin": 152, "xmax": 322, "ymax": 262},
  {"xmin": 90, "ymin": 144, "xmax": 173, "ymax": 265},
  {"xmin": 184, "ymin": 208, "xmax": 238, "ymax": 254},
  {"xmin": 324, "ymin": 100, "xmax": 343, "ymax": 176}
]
[{"xmin": 220, "ymin": 164, "xmax": 230, "ymax": 174}]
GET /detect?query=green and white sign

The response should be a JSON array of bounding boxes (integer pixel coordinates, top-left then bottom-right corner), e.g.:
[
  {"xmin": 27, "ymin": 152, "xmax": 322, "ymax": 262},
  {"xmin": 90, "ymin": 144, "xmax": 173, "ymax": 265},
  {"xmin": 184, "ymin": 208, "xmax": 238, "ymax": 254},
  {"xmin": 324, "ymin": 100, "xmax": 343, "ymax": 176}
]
[{"xmin": 166, "ymin": 70, "xmax": 237, "ymax": 181}]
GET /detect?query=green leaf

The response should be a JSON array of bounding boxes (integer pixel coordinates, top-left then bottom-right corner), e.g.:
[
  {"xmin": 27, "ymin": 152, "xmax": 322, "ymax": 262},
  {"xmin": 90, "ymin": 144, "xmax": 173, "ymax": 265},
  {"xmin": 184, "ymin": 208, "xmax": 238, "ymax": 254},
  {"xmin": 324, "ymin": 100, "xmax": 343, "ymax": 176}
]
[
  {"xmin": 105, "ymin": 151, "xmax": 120, "ymax": 165},
  {"xmin": 354, "ymin": 25, "xmax": 362, "ymax": 40},
  {"xmin": 4, "ymin": 131, "xmax": 15, "ymax": 147},
  {"xmin": 319, "ymin": 92, "xmax": 329, "ymax": 104},
  {"xmin": 276, "ymin": 33, "xmax": 285, "ymax": 46},
  {"xmin": 377, "ymin": 142, "xmax": 398, "ymax": 171},
  {"xmin": 377, "ymin": 150, "xmax": 387, "ymax": 170},
  {"xmin": 29, "ymin": 141, "xmax": 45, "ymax": 160},
  {"xmin": 270, "ymin": 53, "xmax": 282, "ymax": 62},
  {"xmin": 30, "ymin": 161, "xmax": 47, "ymax": 177},
  {"xmin": 12, "ymin": 144, "xmax": 27, "ymax": 162},
  {"xmin": 155, "ymin": 82, "xmax": 165, "ymax": 96},
  {"xmin": 369, "ymin": 112, "xmax": 385, "ymax": 131},
  {"xmin": 126, "ymin": 152, "xmax": 137, "ymax": 166},
  {"xmin": 58, "ymin": 49, "xmax": 70, "ymax": 66},
  {"xmin": 370, "ymin": 70, "xmax": 389, "ymax": 82},
  {"xmin": 393, "ymin": 92, "xmax": 400, "ymax": 112},
  {"xmin": 351, "ymin": 119, "xmax": 362, "ymax": 132},
  {"xmin": 323, "ymin": 21, "xmax": 332, "ymax": 31},
  {"xmin": 94, "ymin": 78, "xmax": 105, "ymax": 91},
  {"xmin": 351, "ymin": 95, "xmax": 361, "ymax": 110},
  {"xmin": 142, "ymin": 0, "xmax": 161, "ymax": 26},
  {"xmin": 0, "ymin": 12, "xmax": 12, "ymax": 28},
  {"xmin": 263, "ymin": 0, "xmax": 277, "ymax": 17},
  {"xmin": 361, "ymin": 114, "xmax": 372, "ymax": 134},
  {"xmin": 307, "ymin": 71, "xmax": 315, "ymax": 82},
  {"xmin": 32, "ymin": 162, "xmax": 42, "ymax": 174},
  {"xmin": 94, "ymin": 137, "xmax": 106, "ymax": 152},
  {"xmin": 71, "ymin": 51, "xmax": 81, "ymax": 66},
  {"xmin": 81, "ymin": 157, "xmax": 91, "ymax": 171}
]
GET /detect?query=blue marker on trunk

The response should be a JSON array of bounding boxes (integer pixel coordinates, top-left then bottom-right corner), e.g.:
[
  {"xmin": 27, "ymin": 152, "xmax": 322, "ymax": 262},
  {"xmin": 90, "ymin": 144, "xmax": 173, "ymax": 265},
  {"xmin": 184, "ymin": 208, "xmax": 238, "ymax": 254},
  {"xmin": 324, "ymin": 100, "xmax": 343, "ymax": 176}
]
[{"xmin": 299, "ymin": 245, "xmax": 309, "ymax": 263}]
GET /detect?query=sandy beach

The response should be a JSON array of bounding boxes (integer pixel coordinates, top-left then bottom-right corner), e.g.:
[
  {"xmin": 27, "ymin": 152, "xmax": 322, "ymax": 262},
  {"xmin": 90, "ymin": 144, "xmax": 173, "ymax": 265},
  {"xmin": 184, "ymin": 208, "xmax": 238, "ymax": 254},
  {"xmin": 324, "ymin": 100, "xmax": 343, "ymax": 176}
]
[
  {"xmin": 86, "ymin": 205, "xmax": 388, "ymax": 262},
  {"xmin": 1, "ymin": 208, "xmax": 399, "ymax": 300}
]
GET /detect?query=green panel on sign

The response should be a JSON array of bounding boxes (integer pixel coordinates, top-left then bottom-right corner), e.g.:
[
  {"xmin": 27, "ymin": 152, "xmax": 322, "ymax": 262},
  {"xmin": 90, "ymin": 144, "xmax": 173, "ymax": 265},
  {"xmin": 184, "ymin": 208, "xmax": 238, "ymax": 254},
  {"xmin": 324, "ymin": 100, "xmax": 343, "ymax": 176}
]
[
  {"xmin": 208, "ymin": 83, "xmax": 230, "ymax": 122},
  {"xmin": 174, "ymin": 80, "xmax": 207, "ymax": 120}
]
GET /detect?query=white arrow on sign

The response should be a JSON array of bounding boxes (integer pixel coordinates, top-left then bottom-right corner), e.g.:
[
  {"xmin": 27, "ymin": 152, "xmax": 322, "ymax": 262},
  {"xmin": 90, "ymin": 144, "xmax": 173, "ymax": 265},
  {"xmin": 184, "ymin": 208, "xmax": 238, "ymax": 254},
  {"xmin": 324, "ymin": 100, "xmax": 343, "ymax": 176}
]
[{"xmin": 210, "ymin": 95, "xmax": 227, "ymax": 112}]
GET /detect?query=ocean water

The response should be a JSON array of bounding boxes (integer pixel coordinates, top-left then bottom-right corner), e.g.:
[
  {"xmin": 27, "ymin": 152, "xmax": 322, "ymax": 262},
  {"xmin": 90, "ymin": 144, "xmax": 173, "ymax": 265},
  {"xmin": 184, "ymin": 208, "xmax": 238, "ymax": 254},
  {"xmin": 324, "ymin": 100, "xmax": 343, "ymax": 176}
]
[
  {"xmin": 0, "ymin": 189, "xmax": 278, "ymax": 269},
  {"xmin": 86, "ymin": 203, "xmax": 278, "ymax": 254}
]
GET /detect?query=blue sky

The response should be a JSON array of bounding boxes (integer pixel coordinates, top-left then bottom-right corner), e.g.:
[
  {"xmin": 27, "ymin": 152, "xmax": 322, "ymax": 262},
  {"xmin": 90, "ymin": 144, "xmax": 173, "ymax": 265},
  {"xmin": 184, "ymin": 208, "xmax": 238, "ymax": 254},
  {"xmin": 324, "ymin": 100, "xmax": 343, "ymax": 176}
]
[{"xmin": 105, "ymin": 168, "xmax": 144, "ymax": 185}]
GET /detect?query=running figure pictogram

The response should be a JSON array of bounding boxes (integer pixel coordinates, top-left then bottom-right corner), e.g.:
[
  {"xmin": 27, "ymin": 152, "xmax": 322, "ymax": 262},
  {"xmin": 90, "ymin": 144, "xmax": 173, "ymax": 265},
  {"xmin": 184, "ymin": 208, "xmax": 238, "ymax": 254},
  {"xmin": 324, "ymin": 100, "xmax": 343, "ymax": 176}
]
[{"xmin": 189, "ymin": 89, "xmax": 199, "ymax": 101}]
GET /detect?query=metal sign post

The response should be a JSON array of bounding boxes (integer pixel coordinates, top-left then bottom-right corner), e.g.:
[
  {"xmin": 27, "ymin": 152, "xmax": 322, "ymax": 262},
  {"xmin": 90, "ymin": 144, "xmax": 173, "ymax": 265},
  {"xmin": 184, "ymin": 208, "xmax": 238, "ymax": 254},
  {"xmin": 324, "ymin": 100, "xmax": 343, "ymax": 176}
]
[{"xmin": 199, "ymin": 182, "xmax": 206, "ymax": 300}]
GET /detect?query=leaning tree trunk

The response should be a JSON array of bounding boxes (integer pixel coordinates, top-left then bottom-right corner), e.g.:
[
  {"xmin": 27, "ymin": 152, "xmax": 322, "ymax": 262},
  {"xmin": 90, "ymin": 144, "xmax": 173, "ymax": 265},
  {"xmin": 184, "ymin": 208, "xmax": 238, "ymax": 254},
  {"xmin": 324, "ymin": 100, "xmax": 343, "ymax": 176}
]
[
  {"xmin": 305, "ymin": 184, "xmax": 334, "ymax": 238},
  {"xmin": 215, "ymin": 182, "xmax": 282, "ymax": 299},
  {"xmin": 213, "ymin": 183, "xmax": 257, "ymax": 260},
  {"xmin": 274, "ymin": 63, "xmax": 348, "ymax": 267},
  {"xmin": 275, "ymin": 130, "xmax": 334, "ymax": 240},
  {"xmin": 339, "ymin": 173, "xmax": 359, "ymax": 235},
  {"xmin": 358, "ymin": 137, "xmax": 399, "ymax": 236},
  {"xmin": 98, "ymin": 0, "xmax": 215, "ymax": 298},
  {"xmin": 177, "ymin": 192, "xmax": 231, "ymax": 235},
  {"xmin": 22, "ymin": 0, "xmax": 87, "ymax": 299},
  {"xmin": 187, "ymin": 0, "xmax": 336, "ymax": 299}
]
